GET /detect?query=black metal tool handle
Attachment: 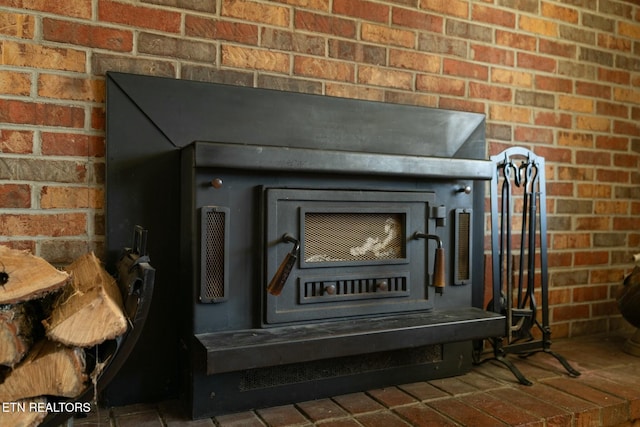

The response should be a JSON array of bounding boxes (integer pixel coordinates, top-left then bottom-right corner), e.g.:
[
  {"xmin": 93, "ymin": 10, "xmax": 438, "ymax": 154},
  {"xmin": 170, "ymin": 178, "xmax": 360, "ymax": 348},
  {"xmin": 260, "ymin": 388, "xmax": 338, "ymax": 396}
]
[{"xmin": 267, "ymin": 234, "xmax": 300, "ymax": 296}]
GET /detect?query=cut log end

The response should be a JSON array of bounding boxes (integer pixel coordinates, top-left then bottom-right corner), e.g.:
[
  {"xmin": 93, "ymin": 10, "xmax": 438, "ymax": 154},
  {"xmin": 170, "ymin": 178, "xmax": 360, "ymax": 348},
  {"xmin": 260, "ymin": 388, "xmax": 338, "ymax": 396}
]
[
  {"xmin": 0, "ymin": 246, "xmax": 69, "ymax": 305},
  {"xmin": 43, "ymin": 252, "xmax": 127, "ymax": 347},
  {"xmin": 0, "ymin": 340, "xmax": 87, "ymax": 402}
]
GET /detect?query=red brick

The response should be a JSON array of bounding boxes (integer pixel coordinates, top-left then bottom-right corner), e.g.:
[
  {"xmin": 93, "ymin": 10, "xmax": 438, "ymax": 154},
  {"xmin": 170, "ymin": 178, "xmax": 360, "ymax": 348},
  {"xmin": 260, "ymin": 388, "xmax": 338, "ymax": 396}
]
[
  {"xmin": 551, "ymin": 233, "xmax": 591, "ymax": 250},
  {"xmin": 222, "ymin": 0, "xmax": 289, "ymax": 27},
  {"xmin": 0, "ymin": 70, "xmax": 30, "ymax": 96},
  {"xmin": 361, "ymin": 23, "xmax": 415, "ymax": 48},
  {"xmin": 255, "ymin": 404, "xmax": 307, "ymax": 426},
  {"xmin": 489, "ymin": 386, "xmax": 572, "ymax": 426},
  {"xmin": 333, "ymin": 0, "xmax": 388, "ymax": 23},
  {"xmin": 358, "ymin": 65, "xmax": 413, "ymax": 90},
  {"xmin": 518, "ymin": 52, "xmax": 557, "ymax": 73},
  {"xmin": 296, "ymin": 398, "xmax": 348, "ymax": 422},
  {"xmin": 535, "ymin": 75, "xmax": 572, "ymax": 93},
  {"xmin": 328, "ymin": 39, "xmax": 382, "ymax": 65},
  {"xmin": 41, "ymin": 132, "xmax": 104, "ymax": 157},
  {"xmin": 439, "ymin": 98, "xmax": 485, "ymax": 113},
  {"xmin": 542, "ymin": 377, "xmax": 628, "ymax": 426},
  {"xmin": 599, "ymin": 68, "xmax": 630, "ymax": 85},
  {"xmin": 427, "ymin": 377, "xmax": 479, "ymax": 396},
  {"xmin": 596, "ymin": 101, "xmax": 628, "ymax": 118},
  {"xmin": 294, "ymin": 56, "xmax": 354, "ymax": 82},
  {"xmin": 598, "ymin": 33, "xmax": 632, "ymax": 52},
  {"xmin": 541, "ymin": 1, "xmax": 579, "ymax": 24},
  {"xmin": 187, "ymin": 16, "xmax": 258, "ymax": 45},
  {"xmin": 0, "ymin": 0, "xmax": 91, "ymax": 19},
  {"xmin": 262, "ymin": 28, "xmax": 325, "ymax": 55},
  {"xmin": 576, "ymin": 150, "xmax": 610, "ymax": 166},
  {"xmin": 460, "ymin": 393, "xmax": 543, "ymax": 426},
  {"xmin": 514, "ymin": 126, "xmax": 554, "ymax": 143},
  {"xmin": 38, "ymin": 74, "xmax": 105, "ymax": 103},
  {"xmin": 0, "ymin": 11, "xmax": 35, "ymax": 38},
  {"xmin": 0, "ymin": 184, "xmax": 31, "ymax": 208},
  {"xmin": 393, "ymin": 404, "xmax": 457, "ymax": 427},
  {"xmin": 416, "ymin": 75, "xmax": 465, "ymax": 96},
  {"xmin": 99, "ymin": 0, "xmax": 181, "ymax": 32},
  {"xmin": 420, "ymin": 0, "xmax": 468, "ymax": 18},
  {"xmin": 222, "ymin": 45, "xmax": 289, "ymax": 73},
  {"xmin": 539, "ymin": 38, "xmax": 577, "ymax": 58},
  {"xmin": 575, "ymin": 216, "xmax": 611, "ymax": 232},
  {"xmin": 492, "ymin": 68, "xmax": 532, "ymax": 87},
  {"xmin": 489, "ymin": 104, "xmax": 531, "ymax": 123},
  {"xmin": 40, "ymin": 186, "xmax": 104, "ymax": 209},
  {"xmin": 496, "ymin": 29, "xmax": 536, "ymax": 51},
  {"xmin": 367, "ymin": 388, "xmax": 416, "ymax": 408},
  {"xmin": 295, "ymin": 10, "xmax": 356, "ymax": 38},
  {"xmin": 427, "ymin": 398, "xmax": 509, "ymax": 426},
  {"xmin": 332, "ymin": 392, "xmax": 384, "ymax": 414},
  {"xmin": 614, "ymin": 152, "xmax": 639, "ymax": 168},
  {"xmin": 558, "ymin": 131, "xmax": 593, "ymax": 148},
  {"xmin": 472, "ymin": 44, "xmax": 514, "ymax": 66},
  {"xmin": 392, "ymin": 8, "xmax": 442, "ymax": 32},
  {"xmin": 576, "ymin": 183, "xmax": 611, "ymax": 198},
  {"xmin": 397, "ymin": 382, "xmax": 448, "ymax": 401},
  {"xmin": 356, "ymin": 411, "xmax": 411, "ymax": 427},
  {"xmin": 443, "ymin": 58, "xmax": 488, "ymax": 80},
  {"xmin": 572, "ymin": 284, "xmax": 609, "ymax": 301},
  {"xmin": 472, "ymin": 4, "xmax": 516, "ymax": 28},
  {"xmin": 0, "ymin": 129, "xmax": 33, "ymax": 154},
  {"xmin": 613, "ymin": 119, "xmax": 640, "ymax": 137},
  {"xmin": 519, "ymin": 15, "xmax": 557, "ymax": 36},
  {"xmin": 215, "ymin": 410, "xmax": 265, "ymax": 427},
  {"xmin": 1, "ymin": 40, "xmax": 86, "ymax": 72},
  {"xmin": 326, "ymin": 83, "xmax": 384, "ymax": 102},
  {"xmin": 553, "ymin": 304, "xmax": 591, "ymax": 322},
  {"xmin": 535, "ymin": 111, "xmax": 572, "ymax": 128},
  {"xmin": 577, "ymin": 115, "xmax": 610, "ymax": 132},
  {"xmin": 389, "ymin": 49, "xmax": 440, "ymax": 73},
  {"xmin": 0, "ymin": 100, "xmax": 84, "ymax": 128},
  {"xmin": 469, "ymin": 82, "xmax": 511, "ymax": 101},
  {"xmin": 0, "ymin": 213, "xmax": 86, "ymax": 237},
  {"xmin": 43, "ymin": 18, "xmax": 133, "ymax": 51},
  {"xmin": 596, "ymin": 169, "xmax": 629, "ymax": 183}
]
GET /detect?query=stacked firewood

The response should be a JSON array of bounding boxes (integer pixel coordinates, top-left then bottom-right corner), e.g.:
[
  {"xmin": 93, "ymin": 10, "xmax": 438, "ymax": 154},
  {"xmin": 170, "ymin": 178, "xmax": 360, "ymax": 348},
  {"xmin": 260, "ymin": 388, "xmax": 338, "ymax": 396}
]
[{"xmin": 0, "ymin": 247, "xmax": 127, "ymax": 427}]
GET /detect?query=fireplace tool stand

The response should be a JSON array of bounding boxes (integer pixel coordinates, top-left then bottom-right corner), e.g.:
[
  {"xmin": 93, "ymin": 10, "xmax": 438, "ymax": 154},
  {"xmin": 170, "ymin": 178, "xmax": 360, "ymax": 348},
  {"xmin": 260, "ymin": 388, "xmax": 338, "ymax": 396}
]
[{"xmin": 473, "ymin": 147, "xmax": 580, "ymax": 385}]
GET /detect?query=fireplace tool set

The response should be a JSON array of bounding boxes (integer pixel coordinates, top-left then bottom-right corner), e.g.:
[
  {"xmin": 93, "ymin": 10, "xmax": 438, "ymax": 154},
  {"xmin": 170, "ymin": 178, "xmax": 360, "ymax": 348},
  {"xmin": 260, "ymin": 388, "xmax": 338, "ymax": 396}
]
[{"xmin": 474, "ymin": 147, "xmax": 580, "ymax": 384}]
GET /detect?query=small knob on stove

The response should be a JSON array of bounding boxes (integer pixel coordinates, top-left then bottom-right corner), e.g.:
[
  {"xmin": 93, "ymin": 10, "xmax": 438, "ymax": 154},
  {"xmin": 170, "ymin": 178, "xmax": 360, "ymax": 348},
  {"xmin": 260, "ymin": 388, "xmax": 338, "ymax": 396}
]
[
  {"xmin": 376, "ymin": 280, "xmax": 388, "ymax": 291},
  {"xmin": 210, "ymin": 178, "xmax": 224, "ymax": 189},
  {"xmin": 324, "ymin": 284, "xmax": 337, "ymax": 295},
  {"xmin": 457, "ymin": 185, "xmax": 472, "ymax": 194}
]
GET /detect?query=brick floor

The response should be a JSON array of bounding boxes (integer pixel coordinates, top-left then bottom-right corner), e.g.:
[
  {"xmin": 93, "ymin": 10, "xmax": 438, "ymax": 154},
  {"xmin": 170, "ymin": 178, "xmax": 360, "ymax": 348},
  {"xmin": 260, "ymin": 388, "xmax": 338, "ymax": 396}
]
[{"xmin": 72, "ymin": 333, "xmax": 640, "ymax": 427}]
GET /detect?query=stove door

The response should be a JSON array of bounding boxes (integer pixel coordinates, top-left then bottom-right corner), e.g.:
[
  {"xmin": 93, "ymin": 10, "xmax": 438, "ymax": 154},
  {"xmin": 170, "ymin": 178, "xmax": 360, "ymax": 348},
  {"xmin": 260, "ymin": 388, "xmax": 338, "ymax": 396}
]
[{"xmin": 264, "ymin": 188, "xmax": 437, "ymax": 325}]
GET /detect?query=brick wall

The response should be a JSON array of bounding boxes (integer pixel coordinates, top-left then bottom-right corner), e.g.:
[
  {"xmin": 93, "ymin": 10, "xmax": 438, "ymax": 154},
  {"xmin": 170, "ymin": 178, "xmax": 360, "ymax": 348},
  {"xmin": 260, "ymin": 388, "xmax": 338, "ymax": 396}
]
[{"xmin": 1, "ymin": 0, "xmax": 639, "ymax": 337}]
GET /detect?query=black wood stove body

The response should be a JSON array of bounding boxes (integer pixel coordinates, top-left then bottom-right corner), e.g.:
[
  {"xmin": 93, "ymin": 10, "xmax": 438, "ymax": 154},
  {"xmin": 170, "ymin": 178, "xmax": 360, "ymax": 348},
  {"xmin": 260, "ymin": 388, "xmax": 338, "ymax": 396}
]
[{"xmin": 105, "ymin": 72, "xmax": 504, "ymax": 418}]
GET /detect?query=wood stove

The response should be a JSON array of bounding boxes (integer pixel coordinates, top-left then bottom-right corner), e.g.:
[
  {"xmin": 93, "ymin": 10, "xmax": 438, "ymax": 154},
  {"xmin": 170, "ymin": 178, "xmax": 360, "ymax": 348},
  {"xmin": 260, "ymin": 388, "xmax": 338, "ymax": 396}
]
[{"xmin": 105, "ymin": 72, "xmax": 505, "ymax": 418}]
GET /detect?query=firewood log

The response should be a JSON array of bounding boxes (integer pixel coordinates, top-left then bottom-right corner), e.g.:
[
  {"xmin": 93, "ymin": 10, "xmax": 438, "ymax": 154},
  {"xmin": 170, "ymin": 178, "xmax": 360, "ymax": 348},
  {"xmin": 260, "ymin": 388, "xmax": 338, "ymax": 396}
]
[
  {"xmin": 0, "ymin": 246, "xmax": 69, "ymax": 305},
  {"xmin": 42, "ymin": 252, "xmax": 127, "ymax": 347},
  {"xmin": 0, "ymin": 303, "xmax": 36, "ymax": 367},
  {"xmin": 0, "ymin": 340, "xmax": 87, "ymax": 401},
  {"xmin": 0, "ymin": 397, "xmax": 47, "ymax": 427}
]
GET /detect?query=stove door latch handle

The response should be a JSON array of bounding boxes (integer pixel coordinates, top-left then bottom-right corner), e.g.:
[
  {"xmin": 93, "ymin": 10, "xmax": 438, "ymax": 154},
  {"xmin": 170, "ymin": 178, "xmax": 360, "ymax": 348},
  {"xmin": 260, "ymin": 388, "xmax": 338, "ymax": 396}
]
[
  {"xmin": 267, "ymin": 233, "xmax": 300, "ymax": 296},
  {"xmin": 414, "ymin": 232, "xmax": 446, "ymax": 295}
]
